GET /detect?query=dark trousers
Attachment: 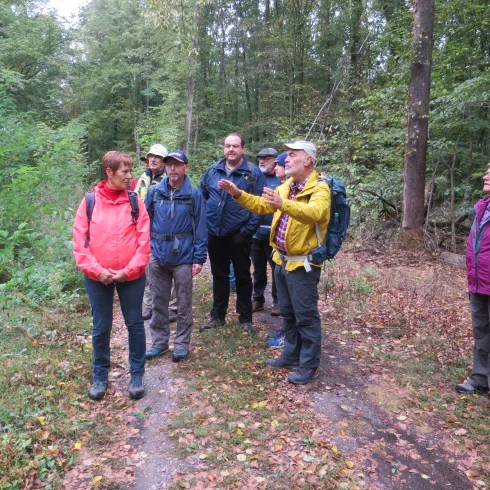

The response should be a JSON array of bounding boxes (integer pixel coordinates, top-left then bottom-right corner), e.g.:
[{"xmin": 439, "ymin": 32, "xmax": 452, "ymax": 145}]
[
  {"xmin": 208, "ymin": 232, "xmax": 253, "ymax": 324},
  {"xmin": 275, "ymin": 264, "xmax": 322, "ymax": 369},
  {"xmin": 469, "ymin": 292, "xmax": 490, "ymax": 388},
  {"xmin": 84, "ymin": 275, "xmax": 146, "ymax": 381},
  {"xmin": 251, "ymin": 238, "xmax": 277, "ymax": 305}
]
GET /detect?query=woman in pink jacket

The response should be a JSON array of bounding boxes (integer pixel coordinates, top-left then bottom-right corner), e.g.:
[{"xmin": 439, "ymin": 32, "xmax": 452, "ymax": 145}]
[{"xmin": 73, "ymin": 151, "xmax": 151, "ymax": 401}]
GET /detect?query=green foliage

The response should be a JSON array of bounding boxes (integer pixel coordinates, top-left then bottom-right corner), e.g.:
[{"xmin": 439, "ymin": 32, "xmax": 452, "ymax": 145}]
[{"xmin": 0, "ymin": 119, "xmax": 89, "ymax": 306}]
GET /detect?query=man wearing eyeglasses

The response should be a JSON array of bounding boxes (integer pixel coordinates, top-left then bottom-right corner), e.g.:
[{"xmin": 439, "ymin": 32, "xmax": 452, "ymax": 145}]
[
  {"xmin": 200, "ymin": 133, "xmax": 266, "ymax": 335},
  {"xmin": 252, "ymin": 148, "xmax": 281, "ymax": 317}
]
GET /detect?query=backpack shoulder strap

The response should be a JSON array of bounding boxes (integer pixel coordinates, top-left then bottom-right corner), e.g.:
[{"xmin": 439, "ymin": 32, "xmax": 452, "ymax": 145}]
[
  {"xmin": 84, "ymin": 192, "xmax": 95, "ymax": 248},
  {"xmin": 187, "ymin": 186, "xmax": 198, "ymax": 243},
  {"xmin": 246, "ymin": 161, "xmax": 256, "ymax": 188},
  {"xmin": 127, "ymin": 191, "xmax": 139, "ymax": 224}
]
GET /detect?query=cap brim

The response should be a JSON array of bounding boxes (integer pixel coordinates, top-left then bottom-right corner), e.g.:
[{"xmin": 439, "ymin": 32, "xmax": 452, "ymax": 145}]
[{"xmin": 164, "ymin": 157, "xmax": 186, "ymax": 164}]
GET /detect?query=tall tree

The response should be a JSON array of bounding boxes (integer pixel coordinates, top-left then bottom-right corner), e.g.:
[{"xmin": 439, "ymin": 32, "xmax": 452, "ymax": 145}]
[{"xmin": 402, "ymin": 0, "xmax": 436, "ymax": 236}]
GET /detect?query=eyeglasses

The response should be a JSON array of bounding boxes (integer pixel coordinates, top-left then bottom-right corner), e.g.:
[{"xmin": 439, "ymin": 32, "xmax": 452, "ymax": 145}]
[{"xmin": 165, "ymin": 162, "xmax": 186, "ymax": 168}]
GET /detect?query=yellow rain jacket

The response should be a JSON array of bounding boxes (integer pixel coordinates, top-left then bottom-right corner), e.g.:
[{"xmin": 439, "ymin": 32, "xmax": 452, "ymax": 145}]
[{"xmin": 236, "ymin": 170, "xmax": 331, "ymax": 271}]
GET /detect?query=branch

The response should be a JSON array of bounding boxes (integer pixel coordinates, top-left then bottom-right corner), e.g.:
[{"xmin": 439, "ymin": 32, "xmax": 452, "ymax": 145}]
[{"xmin": 360, "ymin": 189, "xmax": 398, "ymax": 211}]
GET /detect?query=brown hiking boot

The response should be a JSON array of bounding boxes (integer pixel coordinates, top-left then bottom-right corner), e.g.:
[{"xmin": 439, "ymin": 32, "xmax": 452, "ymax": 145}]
[
  {"xmin": 252, "ymin": 301, "xmax": 264, "ymax": 312},
  {"xmin": 271, "ymin": 304, "xmax": 281, "ymax": 316}
]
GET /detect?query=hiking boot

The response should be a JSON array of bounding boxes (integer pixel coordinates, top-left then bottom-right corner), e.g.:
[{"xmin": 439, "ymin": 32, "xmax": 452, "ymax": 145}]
[
  {"xmin": 128, "ymin": 374, "xmax": 145, "ymax": 400},
  {"xmin": 199, "ymin": 318, "xmax": 225, "ymax": 332},
  {"xmin": 267, "ymin": 333, "xmax": 285, "ymax": 348},
  {"xmin": 142, "ymin": 308, "xmax": 152, "ymax": 321},
  {"xmin": 145, "ymin": 346, "xmax": 167, "ymax": 360},
  {"xmin": 242, "ymin": 323, "xmax": 255, "ymax": 335},
  {"xmin": 169, "ymin": 310, "xmax": 178, "ymax": 323},
  {"xmin": 271, "ymin": 305, "xmax": 281, "ymax": 316},
  {"xmin": 88, "ymin": 379, "xmax": 108, "ymax": 401},
  {"xmin": 288, "ymin": 368, "xmax": 318, "ymax": 385},
  {"xmin": 252, "ymin": 301, "xmax": 264, "ymax": 312},
  {"xmin": 265, "ymin": 358, "xmax": 299, "ymax": 370},
  {"xmin": 172, "ymin": 350, "xmax": 188, "ymax": 362},
  {"xmin": 455, "ymin": 380, "xmax": 488, "ymax": 394}
]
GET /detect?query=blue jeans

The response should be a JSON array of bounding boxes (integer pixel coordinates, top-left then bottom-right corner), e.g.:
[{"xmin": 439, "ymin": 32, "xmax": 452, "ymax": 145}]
[{"xmin": 84, "ymin": 275, "xmax": 146, "ymax": 381}]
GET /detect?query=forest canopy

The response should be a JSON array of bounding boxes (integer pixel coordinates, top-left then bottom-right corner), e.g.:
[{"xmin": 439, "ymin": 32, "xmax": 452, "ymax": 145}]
[{"xmin": 0, "ymin": 0, "xmax": 489, "ymax": 303}]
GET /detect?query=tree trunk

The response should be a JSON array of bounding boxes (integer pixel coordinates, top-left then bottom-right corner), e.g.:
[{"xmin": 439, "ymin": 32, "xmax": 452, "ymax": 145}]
[
  {"xmin": 184, "ymin": 30, "xmax": 198, "ymax": 154},
  {"xmin": 402, "ymin": 0, "xmax": 435, "ymax": 236}
]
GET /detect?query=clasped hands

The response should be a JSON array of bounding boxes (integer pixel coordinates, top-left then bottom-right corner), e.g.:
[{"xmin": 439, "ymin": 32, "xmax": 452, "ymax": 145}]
[
  {"xmin": 98, "ymin": 268, "xmax": 128, "ymax": 285},
  {"xmin": 218, "ymin": 180, "xmax": 283, "ymax": 208}
]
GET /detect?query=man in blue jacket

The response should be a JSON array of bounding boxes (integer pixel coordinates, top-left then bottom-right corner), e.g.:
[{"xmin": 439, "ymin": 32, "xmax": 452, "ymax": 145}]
[
  {"xmin": 200, "ymin": 133, "xmax": 266, "ymax": 334},
  {"xmin": 145, "ymin": 150, "xmax": 207, "ymax": 362},
  {"xmin": 252, "ymin": 148, "xmax": 281, "ymax": 317}
]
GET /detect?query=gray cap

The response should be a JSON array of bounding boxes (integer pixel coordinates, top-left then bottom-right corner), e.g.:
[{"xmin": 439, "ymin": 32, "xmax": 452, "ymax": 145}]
[
  {"xmin": 256, "ymin": 147, "xmax": 279, "ymax": 158},
  {"xmin": 283, "ymin": 140, "xmax": 316, "ymax": 159}
]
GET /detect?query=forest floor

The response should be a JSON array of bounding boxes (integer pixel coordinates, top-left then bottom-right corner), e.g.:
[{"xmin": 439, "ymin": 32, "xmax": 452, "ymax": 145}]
[{"xmin": 61, "ymin": 249, "xmax": 490, "ymax": 490}]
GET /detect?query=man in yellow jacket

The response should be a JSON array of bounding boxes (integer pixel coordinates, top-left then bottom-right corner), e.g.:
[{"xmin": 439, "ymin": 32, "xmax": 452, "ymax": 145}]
[{"xmin": 218, "ymin": 140, "xmax": 331, "ymax": 385}]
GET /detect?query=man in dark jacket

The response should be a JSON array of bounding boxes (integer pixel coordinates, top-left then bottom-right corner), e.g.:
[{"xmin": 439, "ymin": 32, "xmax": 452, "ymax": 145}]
[
  {"xmin": 200, "ymin": 133, "xmax": 266, "ymax": 334},
  {"xmin": 145, "ymin": 150, "xmax": 207, "ymax": 362},
  {"xmin": 252, "ymin": 148, "xmax": 281, "ymax": 316}
]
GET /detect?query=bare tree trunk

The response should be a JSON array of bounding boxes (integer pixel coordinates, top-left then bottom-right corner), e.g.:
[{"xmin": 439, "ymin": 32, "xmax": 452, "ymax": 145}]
[
  {"xmin": 193, "ymin": 115, "xmax": 199, "ymax": 152},
  {"xmin": 402, "ymin": 0, "xmax": 435, "ymax": 236},
  {"xmin": 184, "ymin": 29, "xmax": 198, "ymax": 154},
  {"xmin": 449, "ymin": 143, "xmax": 458, "ymax": 252}
]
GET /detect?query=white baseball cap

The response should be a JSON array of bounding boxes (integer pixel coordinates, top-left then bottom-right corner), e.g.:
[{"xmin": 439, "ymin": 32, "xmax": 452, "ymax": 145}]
[
  {"xmin": 146, "ymin": 144, "xmax": 168, "ymax": 159},
  {"xmin": 283, "ymin": 140, "xmax": 317, "ymax": 159}
]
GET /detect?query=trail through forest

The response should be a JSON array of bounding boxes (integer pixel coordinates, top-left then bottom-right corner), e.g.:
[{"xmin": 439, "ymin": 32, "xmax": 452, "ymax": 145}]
[{"xmin": 62, "ymin": 252, "xmax": 488, "ymax": 489}]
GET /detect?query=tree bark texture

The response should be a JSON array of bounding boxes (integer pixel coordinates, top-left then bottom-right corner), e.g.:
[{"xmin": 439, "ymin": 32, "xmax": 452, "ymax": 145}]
[
  {"xmin": 184, "ymin": 32, "xmax": 198, "ymax": 154},
  {"xmin": 402, "ymin": 0, "xmax": 435, "ymax": 236}
]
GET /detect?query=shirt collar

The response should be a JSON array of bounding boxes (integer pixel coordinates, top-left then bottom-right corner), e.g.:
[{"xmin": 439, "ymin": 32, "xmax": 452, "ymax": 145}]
[{"xmin": 290, "ymin": 177, "xmax": 308, "ymax": 192}]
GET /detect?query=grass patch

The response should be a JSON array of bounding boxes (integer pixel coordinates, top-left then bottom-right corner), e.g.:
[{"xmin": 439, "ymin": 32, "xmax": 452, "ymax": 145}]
[{"xmin": 0, "ymin": 301, "xmax": 113, "ymax": 489}]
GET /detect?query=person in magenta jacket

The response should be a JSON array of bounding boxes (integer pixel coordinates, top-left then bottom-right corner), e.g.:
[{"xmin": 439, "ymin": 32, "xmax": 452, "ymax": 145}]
[
  {"xmin": 456, "ymin": 165, "xmax": 490, "ymax": 394},
  {"xmin": 73, "ymin": 151, "xmax": 151, "ymax": 401}
]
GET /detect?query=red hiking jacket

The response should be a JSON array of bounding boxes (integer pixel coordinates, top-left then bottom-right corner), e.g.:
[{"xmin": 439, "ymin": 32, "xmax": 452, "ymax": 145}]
[{"xmin": 73, "ymin": 181, "xmax": 150, "ymax": 281}]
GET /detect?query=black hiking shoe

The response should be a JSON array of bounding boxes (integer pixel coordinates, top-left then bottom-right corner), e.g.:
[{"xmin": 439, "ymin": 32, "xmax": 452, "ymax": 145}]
[
  {"xmin": 128, "ymin": 374, "xmax": 145, "ymax": 400},
  {"xmin": 199, "ymin": 318, "xmax": 226, "ymax": 332},
  {"xmin": 89, "ymin": 380, "xmax": 108, "ymax": 401},
  {"xmin": 265, "ymin": 358, "xmax": 299, "ymax": 370},
  {"xmin": 288, "ymin": 368, "xmax": 318, "ymax": 385}
]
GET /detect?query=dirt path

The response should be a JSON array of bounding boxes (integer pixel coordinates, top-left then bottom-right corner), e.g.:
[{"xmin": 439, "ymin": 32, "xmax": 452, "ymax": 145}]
[
  {"xmin": 313, "ymin": 337, "xmax": 473, "ymax": 489},
  {"xmin": 64, "ymin": 254, "xmax": 485, "ymax": 489}
]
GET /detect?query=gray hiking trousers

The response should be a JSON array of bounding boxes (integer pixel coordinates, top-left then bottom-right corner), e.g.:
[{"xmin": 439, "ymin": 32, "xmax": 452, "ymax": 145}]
[
  {"xmin": 274, "ymin": 264, "xmax": 322, "ymax": 369},
  {"xmin": 148, "ymin": 257, "xmax": 193, "ymax": 352},
  {"xmin": 469, "ymin": 292, "xmax": 490, "ymax": 389}
]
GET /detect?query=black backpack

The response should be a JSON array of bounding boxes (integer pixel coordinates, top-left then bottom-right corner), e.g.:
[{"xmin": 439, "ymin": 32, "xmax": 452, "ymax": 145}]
[
  {"xmin": 84, "ymin": 191, "xmax": 139, "ymax": 248},
  {"xmin": 308, "ymin": 174, "xmax": 350, "ymax": 264}
]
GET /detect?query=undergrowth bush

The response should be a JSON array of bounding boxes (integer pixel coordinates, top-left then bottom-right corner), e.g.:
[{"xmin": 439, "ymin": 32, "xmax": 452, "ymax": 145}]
[{"xmin": 0, "ymin": 118, "xmax": 90, "ymax": 308}]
